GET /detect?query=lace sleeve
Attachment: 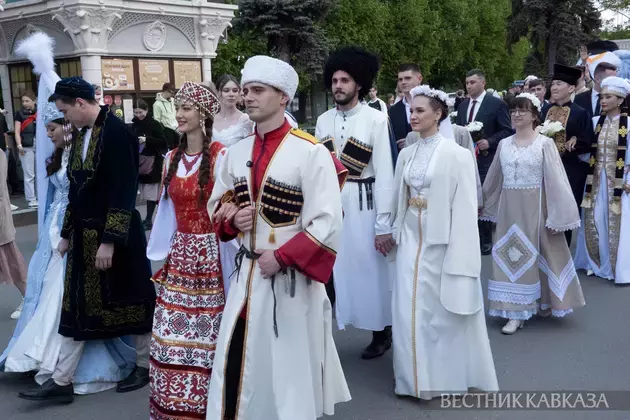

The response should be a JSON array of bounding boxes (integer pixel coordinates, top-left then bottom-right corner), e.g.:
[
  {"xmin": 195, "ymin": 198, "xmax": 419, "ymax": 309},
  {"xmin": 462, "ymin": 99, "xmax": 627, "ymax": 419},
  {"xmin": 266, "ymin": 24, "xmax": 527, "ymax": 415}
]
[
  {"xmin": 542, "ymin": 136, "xmax": 581, "ymax": 232},
  {"xmin": 480, "ymin": 140, "xmax": 505, "ymax": 222},
  {"xmin": 239, "ymin": 113, "xmax": 254, "ymax": 138}
]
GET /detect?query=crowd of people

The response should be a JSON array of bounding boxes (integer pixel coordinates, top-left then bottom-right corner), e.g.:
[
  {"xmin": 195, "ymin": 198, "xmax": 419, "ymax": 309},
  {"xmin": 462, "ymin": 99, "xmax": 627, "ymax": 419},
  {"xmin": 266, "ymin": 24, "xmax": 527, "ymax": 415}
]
[{"xmin": 0, "ymin": 29, "xmax": 629, "ymax": 420}]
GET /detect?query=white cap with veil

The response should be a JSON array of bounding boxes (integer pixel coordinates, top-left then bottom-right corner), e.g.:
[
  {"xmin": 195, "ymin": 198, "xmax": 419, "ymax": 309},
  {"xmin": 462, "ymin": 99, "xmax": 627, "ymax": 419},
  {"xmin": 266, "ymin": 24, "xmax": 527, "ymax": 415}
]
[{"xmin": 15, "ymin": 32, "xmax": 64, "ymax": 231}]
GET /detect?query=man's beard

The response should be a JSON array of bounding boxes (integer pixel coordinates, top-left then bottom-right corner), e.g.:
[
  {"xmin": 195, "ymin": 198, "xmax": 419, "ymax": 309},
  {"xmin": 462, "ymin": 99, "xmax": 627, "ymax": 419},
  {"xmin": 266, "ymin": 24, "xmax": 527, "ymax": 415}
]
[{"xmin": 335, "ymin": 91, "xmax": 356, "ymax": 106}]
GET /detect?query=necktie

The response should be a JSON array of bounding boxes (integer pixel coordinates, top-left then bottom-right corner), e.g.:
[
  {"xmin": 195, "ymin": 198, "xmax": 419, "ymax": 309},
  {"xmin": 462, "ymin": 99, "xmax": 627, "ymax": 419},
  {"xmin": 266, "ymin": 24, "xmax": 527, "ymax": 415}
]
[
  {"xmin": 468, "ymin": 100, "xmax": 477, "ymax": 124},
  {"xmin": 595, "ymin": 94, "xmax": 601, "ymax": 116}
]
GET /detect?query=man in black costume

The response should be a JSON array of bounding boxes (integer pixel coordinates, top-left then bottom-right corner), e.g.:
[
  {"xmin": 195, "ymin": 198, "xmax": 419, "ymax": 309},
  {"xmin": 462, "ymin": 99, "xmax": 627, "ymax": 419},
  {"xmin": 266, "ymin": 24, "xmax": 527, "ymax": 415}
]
[
  {"xmin": 541, "ymin": 64, "xmax": 593, "ymax": 246},
  {"xmin": 19, "ymin": 77, "xmax": 156, "ymax": 402}
]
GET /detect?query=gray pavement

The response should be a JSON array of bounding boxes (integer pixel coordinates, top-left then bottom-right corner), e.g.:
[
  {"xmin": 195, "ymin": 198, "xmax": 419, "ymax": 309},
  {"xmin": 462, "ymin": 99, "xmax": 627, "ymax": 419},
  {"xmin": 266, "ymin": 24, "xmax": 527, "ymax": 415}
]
[{"xmin": 1, "ymin": 220, "xmax": 630, "ymax": 419}]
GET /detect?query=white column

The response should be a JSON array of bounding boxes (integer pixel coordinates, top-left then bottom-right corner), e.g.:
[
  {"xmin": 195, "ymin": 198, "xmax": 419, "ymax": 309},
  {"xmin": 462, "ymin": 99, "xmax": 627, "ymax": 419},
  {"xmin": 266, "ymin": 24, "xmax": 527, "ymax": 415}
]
[
  {"xmin": 0, "ymin": 64, "xmax": 14, "ymax": 128},
  {"xmin": 80, "ymin": 55, "xmax": 102, "ymax": 86},
  {"xmin": 201, "ymin": 57, "xmax": 212, "ymax": 83}
]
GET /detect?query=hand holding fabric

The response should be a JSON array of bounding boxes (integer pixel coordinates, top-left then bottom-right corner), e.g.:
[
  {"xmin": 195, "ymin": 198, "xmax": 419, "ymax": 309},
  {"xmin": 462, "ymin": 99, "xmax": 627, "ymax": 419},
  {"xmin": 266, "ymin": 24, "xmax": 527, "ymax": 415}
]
[
  {"xmin": 375, "ymin": 233, "xmax": 395, "ymax": 256},
  {"xmin": 213, "ymin": 202, "xmax": 239, "ymax": 225},
  {"xmin": 255, "ymin": 249, "xmax": 281, "ymax": 278},
  {"xmin": 234, "ymin": 206, "xmax": 255, "ymax": 232}
]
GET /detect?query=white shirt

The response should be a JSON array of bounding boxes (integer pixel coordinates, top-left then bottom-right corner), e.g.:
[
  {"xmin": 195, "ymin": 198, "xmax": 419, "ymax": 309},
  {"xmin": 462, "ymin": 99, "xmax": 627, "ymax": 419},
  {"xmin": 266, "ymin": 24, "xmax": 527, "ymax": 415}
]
[
  {"xmin": 591, "ymin": 89, "xmax": 600, "ymax": 115},
  {"xmin": 466, "ymin": 91, "xmax": 486, "ymax": 123},
  {"xmin": 82, "ymin": 127, "xmax": 93, "ymax": 162},
  {"xmin": 402, "ymin": 96, "xmax": 411, "ymax": 124}
]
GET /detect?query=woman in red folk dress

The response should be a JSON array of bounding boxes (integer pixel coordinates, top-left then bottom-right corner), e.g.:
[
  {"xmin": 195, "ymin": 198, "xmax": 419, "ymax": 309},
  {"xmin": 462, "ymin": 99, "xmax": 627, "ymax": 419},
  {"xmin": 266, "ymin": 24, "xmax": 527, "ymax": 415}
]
[{"xmin": 146, "ymin": 81, "xmax": 226, "ymax": 420}]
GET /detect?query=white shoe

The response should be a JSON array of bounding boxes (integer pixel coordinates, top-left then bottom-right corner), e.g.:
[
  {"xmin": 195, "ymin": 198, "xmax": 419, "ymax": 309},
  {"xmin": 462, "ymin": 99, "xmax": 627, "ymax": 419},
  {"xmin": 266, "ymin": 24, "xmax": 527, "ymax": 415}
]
[
  {"xmin": 10, "ymin": 298, "xmax": 24, "ymax": 320},
  {"xmin": 28, "ymin": 200, "xmax": 38, "ymax": 208},
  {"xmin": 587, "ymin": 269, "xmax": 594, "ymax": 276},
  {"xmin": 10, "ymin": 203, "xmax": 18, "ymax": 211},
  {"xmin": 501, "ymin": 319, "xmax": 524, "ymax": 335}
]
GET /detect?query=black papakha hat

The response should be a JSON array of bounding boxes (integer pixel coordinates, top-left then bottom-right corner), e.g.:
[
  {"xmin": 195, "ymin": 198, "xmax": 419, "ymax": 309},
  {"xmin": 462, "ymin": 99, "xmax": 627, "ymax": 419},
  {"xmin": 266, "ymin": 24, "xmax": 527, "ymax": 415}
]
[
  {"xmin": 551, "ymin": 64, "xmax": 582, "ymax": 86},
  {"xmin": 324, "ymin": 46, "xmax": 380, "ymax": 98}
]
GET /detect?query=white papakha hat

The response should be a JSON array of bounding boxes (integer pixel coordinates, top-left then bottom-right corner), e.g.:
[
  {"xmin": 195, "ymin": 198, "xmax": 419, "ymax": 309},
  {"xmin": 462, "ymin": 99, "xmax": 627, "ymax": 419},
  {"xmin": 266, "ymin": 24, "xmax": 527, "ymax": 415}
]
[{"xmin": 241, "ymin": 55, "xmax": 299, "ymax": 102}]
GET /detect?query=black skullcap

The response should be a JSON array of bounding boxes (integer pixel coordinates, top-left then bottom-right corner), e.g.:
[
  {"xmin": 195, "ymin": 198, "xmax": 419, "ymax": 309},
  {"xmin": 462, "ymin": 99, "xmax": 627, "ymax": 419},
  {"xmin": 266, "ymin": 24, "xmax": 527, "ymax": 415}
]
[
  {"xmin": 48, "ymin": 77, "xmax": 95, "ymax": 102},
  {"xmin": 324, "ymin": 46, "xmax": 380, "ymax": 98},
  {"xmin": 551, "ymin": 64, "xmax": 582, "ymax": 86}
]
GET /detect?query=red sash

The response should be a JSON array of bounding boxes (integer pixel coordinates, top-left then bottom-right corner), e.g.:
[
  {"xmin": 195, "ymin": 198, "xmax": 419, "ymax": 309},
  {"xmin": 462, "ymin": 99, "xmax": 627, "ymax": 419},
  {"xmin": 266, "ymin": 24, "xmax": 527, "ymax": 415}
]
[{"xmin": 20, "ymin": 113, "xmax": 37, "ymax": 132}]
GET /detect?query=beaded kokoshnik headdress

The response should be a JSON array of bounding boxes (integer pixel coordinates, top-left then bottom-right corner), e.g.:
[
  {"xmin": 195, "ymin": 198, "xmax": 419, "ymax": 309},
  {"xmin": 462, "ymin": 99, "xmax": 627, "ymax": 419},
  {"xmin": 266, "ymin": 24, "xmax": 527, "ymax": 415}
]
[{"xmin": 174, "ymin": 81, "xmax": 221, "ymax": 135}]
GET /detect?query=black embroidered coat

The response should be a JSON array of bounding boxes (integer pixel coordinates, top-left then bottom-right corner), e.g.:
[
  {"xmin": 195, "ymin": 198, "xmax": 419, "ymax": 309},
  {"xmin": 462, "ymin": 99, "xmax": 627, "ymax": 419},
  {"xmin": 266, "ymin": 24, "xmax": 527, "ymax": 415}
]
[
  {"xmin": 59, "ymin": 106, "xmax": 156, "ymax": 340},
  {"xmin": 541, "ymin": 101, "xmax": 594, "ymax": 208}
]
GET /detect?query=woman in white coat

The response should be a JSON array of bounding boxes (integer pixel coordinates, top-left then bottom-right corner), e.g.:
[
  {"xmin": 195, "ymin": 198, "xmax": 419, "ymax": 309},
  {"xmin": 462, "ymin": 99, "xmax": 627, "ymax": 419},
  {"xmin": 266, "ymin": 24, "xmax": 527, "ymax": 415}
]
[{"xmin": 389, "ymin": 85, "xmax": 498, "ymax": 400}]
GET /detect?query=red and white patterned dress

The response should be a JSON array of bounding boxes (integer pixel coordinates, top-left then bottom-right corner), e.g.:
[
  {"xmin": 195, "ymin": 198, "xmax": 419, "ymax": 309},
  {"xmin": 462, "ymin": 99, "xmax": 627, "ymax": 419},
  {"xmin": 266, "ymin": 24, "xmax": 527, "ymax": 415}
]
[{"xmin": 150, "ymin": 142, "xmax": 225, "ymax": 420}]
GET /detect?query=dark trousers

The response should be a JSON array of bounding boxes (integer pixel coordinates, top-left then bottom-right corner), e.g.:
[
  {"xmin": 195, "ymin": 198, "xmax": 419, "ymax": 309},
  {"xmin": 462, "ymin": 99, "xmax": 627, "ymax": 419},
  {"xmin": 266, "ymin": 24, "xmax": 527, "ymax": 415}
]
[
  {"xmin": 563, "ymin": 159, "xmax": 588, "ymax": 247},
  {"xmin": 224, "ymin": 316, "xmax": 246, "ymax": 419}
]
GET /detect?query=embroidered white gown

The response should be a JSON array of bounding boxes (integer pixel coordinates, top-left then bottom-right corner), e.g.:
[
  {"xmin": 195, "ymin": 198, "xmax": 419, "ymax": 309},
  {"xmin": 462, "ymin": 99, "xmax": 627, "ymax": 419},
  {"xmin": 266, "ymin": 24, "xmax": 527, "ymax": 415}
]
[
  {"xmin": 392, "ymin": 133, "xmax": 498, "ymax": 400},
  {"xmin": 482, "ymin": 135, "xmax": 586, "ymax": 319}
]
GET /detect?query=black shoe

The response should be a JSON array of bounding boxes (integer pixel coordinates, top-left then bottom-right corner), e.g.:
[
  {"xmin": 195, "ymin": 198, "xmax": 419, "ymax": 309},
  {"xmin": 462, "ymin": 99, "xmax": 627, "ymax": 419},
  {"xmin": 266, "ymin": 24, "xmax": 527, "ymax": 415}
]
[
  {"xmin": 18, "ymin": 379, "xmax": 74, "ymax": 403},
  {"xmin": 361, "ymin": 327, "xmax": 392, "ymax": 360},
  {"xmin": 116, "ymin": 366, "xmax": 150, "ymax": 393}
]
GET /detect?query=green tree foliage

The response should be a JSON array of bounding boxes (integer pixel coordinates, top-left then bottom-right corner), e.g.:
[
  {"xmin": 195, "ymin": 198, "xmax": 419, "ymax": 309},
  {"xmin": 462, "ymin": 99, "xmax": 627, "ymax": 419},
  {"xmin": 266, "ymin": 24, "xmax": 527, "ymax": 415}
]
[
  {"xmin": 235, "ymin": 0, "xmax": 334, "ymax": 87},
  {"xmin": 600, "ymin": 0, "xmax": 630, "ymax": 8},
  {"xmin": 215, "ymin": 0, "xmax": 531, "ymax": 96},
  {"xmin": 508, "ymin": 0, "xmax": 601, "ymax": 77},
  {"xmin": 211, "ymin": 30, "xmax": 267, "ymax": 80}
]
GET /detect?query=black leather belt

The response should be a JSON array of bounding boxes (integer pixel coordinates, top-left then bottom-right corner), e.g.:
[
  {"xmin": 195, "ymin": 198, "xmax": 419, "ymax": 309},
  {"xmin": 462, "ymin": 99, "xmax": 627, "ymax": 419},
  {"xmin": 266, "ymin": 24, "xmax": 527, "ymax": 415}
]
[{"xmin": 347, "ymin": 177, "xmax": 375, "ymax": 211}]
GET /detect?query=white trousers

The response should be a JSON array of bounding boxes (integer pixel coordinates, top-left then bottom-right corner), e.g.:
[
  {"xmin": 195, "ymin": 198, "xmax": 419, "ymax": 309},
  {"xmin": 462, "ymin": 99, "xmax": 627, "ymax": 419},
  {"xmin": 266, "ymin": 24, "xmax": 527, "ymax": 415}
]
[
  {"xmin": 19, "ymin": 147, "xmax": 35, "ymax": 202},
  {"xmin": 52, "ymin": 333, "xmax": 151, "ymax": 386}
]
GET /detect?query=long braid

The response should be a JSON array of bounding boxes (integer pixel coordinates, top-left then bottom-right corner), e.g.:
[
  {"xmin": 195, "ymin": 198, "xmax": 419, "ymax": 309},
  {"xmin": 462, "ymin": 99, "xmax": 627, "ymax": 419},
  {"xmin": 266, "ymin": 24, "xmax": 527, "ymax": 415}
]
[
  {"xmin": 163, "ymin": 136, "xmax": 187, "ymax": 200},
  {"xmin": 197, "ymin": 117, "xmax": 213, "ymax": 207}
]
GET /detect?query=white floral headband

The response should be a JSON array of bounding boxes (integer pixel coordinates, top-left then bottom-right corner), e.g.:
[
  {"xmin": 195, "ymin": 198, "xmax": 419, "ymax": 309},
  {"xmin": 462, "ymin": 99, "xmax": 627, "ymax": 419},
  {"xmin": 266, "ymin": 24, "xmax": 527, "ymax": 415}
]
[
  {"xmin": 410, "ymin": 85, "xmax": 450, "ymax": 106},
  {"xmin": 515, "ymin": 93, "xmax": 542, "ymax": 112}
]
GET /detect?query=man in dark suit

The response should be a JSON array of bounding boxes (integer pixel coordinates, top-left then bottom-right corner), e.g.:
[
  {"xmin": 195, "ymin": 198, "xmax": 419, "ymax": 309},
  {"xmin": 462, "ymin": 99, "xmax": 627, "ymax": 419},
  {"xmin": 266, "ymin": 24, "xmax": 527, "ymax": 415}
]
[
  {"xmin": 388, "ymin": 63, "xmax": 422, "ymax": 158},
  {"xmin": 574, "ymin": 60, "xmax": 619, "ymax": 120},
  {"xmin": 456, "ymin": 69, "xmax": 512, "ymax": 255}
]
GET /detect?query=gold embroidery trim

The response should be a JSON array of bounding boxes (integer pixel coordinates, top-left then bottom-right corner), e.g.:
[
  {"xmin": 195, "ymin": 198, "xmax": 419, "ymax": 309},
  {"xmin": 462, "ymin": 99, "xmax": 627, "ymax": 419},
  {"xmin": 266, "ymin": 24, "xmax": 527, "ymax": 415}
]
[
  {"xmin": 305, "ymin": 230, "xmax": 336, "ymax": 256},
  {"xmin": 62, "ymin": 235, "xmax": 73, "ymax": 311},
  {"xmin": 262, "ymin": 192, "xmax": 303, "ymax": 205},
  {"xmin": 83, "ymin": 229, "xmax": 147, "ymax": 326},
  {"xmin": 259, "ymin": 202, "xmax": 301, "ymax": 216},
  {"xmin": 105, "ymin": 209, "xmax": 131, "ymax": 237},
  {"xmin": 265, "ymin": 183, "xmax": 303, "ymax": 195},
  {"xmin": 409, "ymin": 197, "xmax": 428, "ymax": 209},
  {"xmin": 546, "ymin": 106, "xmax": 571, "ymax": 153}
]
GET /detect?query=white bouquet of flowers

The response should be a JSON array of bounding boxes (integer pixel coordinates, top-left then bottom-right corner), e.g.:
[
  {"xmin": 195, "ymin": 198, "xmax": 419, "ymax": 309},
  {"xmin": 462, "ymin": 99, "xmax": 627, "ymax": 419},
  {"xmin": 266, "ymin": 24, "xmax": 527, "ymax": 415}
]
[
  {"xmin": 466, "ymin": 121, "xmax": 484, "ymax": 135},
  {"xmin": 538, "ymin": 120, "xmax": 564, "ymax": 137},
  {"xmin": 467, "ymin": 121, "xmax": 487, "ymax": 156},
  {"xmin": 449, "ymin": 111, "xmax": 458, "ymax": 122}
]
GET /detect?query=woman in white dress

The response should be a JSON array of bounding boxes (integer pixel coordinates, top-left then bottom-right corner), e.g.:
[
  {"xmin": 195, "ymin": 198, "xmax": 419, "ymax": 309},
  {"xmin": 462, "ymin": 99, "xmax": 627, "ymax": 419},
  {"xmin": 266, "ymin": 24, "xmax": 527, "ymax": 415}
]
[
  {"xmin": 390, "ymin": 85, "xmax": 498, "ymax": 400},
  {"xmin": 212, "ymin": 74, "xmax": 254, "ymax": 148},
  {"xmin": 211, "ymin": 75, "xmax": 253, "ymax": 293},
  {"xmin": 481, "ymin": 94, "xmax": 585, "ymax": 335}
]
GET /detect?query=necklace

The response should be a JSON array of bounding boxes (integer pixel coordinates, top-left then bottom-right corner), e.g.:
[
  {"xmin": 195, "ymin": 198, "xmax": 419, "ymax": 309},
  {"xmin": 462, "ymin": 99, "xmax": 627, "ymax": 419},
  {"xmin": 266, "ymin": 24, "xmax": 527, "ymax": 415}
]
[{"xmin": 182, "ymin": 152, "xmax": 202, "ymax": 175}]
